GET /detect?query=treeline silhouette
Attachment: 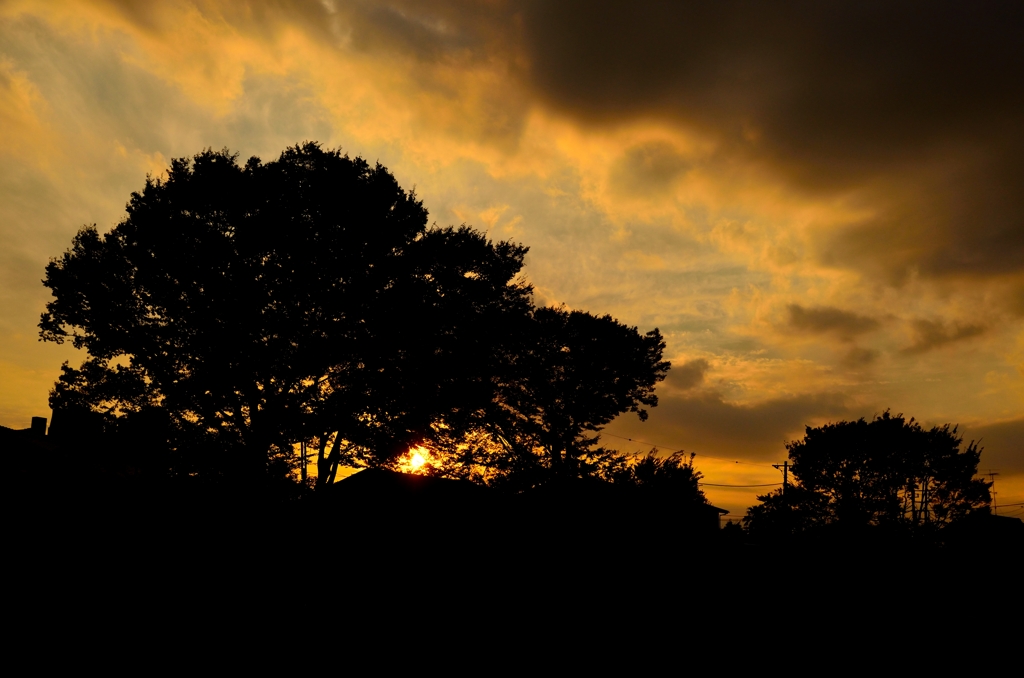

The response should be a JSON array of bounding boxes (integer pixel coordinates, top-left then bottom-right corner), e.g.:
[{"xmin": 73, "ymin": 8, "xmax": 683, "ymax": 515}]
[
  {"xmin": 22, "ymin": 143, "xmax": 715, "ymax": 554},
  {"xmin": 8, "ymin": 143, "xmax": 1018, "ymax": 573},
  {"xmin": 745, "ymin": 412, "xmax": 1020, "ymax": 551},
  {"xmin": 39, "ymin": 144, "xmax": 668, "ymax": 491}
]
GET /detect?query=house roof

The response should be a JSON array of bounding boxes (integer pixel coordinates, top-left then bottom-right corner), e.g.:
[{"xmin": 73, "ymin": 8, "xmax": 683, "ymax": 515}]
[
  {"xmin": 330, "ymin": 468, "xmax": 489, "ymax": 500},
  {"xmin": 0, "ymin": 424, "xmax": 58, "ymax": 453}
]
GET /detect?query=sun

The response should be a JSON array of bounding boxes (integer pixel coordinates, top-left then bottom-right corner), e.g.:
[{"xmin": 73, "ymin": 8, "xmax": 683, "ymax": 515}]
[
  {"xmin": 400, "ymin": 445, "xmax": 430, "ymax": 473},
  {"xmin": 409, "ymin": 449, "xmax": 427, "ymax": 469}
]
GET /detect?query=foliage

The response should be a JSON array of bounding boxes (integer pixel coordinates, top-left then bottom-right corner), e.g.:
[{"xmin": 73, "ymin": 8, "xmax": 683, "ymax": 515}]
[
  {"xmin": 498, "ymin": 306, "xmax": 669, "ymax": 476},
  {"xmin": 605, "ymin": 449, "xmax": 707, "ymax": 505},
  {"xmin": 397, "ymin": 306, "xmax": 669, "ymax": 489},
  {"xmin": 40, "ymin": 143, "xmax": 669, "ymax": 491},
  {"xmin": 745, "ymin": 411, "xmax": 991, "ymax": 539},
  {"xmin": 41, "ymin": 144, "xmax": 530, "ymax": 483}
]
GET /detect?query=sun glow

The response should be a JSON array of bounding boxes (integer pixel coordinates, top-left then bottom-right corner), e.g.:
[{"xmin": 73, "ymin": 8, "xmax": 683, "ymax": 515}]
[
  {"xmin": 409, "ymin": 449, "xmax": 427, "ymax": 469},
  {"xmin": 400, "ymin": 445, "xmax": 430, "ymax": 473}
]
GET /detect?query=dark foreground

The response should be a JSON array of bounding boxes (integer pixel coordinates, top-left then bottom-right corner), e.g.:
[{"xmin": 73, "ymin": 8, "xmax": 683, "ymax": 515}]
[
  {"xmin": 11, "ymin": 476, "xmax": 1020, "ymax": 600},
  {"xmin": 7, "ymin": 481, "xmax": 1020, "ymax": 667}
]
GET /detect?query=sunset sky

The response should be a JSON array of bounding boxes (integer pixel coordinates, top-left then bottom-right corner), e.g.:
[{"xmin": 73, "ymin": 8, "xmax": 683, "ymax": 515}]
[{"xmin": 2, "ymin": 1, "xmax": 1023, "ymax": 516}]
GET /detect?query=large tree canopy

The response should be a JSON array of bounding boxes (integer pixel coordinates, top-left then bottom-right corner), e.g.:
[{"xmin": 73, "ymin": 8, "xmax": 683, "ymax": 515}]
[
  {"xmin": 41, "ymin": 144, "xmax": 531, "ymax": 482},
  {"xmin": 41, "ymin": 143, "xmax": 669, "ymax": 489},
  {"xmin": 745, "ymin": 411, "xmax": 991, "ymax": 539}
]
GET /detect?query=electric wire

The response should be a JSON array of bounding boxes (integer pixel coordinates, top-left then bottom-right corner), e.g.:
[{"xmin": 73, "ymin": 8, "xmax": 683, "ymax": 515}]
[
  {"xmin": 602, "ymin": 432, "xmax": 777, "ymax": 467},
  {"xmin": 700, "ymin": 482, "xmax": 782, "ymax": 487}
]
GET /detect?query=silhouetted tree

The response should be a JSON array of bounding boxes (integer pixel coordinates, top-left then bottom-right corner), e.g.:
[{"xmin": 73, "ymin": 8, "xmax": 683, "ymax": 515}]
[
  {"xmin": 41, "ymin": 143, "xmax": 531, "ymax": 484},
  {"xmin": 415, "ymin": 307, "xmax": 669, "ymax": 488},
  {"xmin": 507, "ymin": 307, "xmax": 669, "ymax": 477},
  {"xmin": 307, "ymin": 223, "xmax": 533, "ymax": 486},
  {"xmin": 606, "ymin": 450, "xmax": 707, "ymax": 505},
  {"xmin": 745, "ymin": 411, "xmax": 990, "ymax": 540}
]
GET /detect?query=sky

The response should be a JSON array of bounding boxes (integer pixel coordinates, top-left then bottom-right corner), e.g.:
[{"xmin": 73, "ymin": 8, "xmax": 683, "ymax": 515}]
[{"xmin": 2, "ymin": 0, "xmax": 1023, "ymax": 517}]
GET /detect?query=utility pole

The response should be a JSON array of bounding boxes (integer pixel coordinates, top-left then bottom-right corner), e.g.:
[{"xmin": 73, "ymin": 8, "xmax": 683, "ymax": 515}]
[
  {"xmin": 772, "ymin": 460, "xmax": 790, "ymax": 495},
  {"xmin": 985, "ymin": 470, "xmax": 1000, "ymax": 514},
  {"xmin": 300, "ymin": 440, "xmax": 308, "ymax": 483},
  {"xmin": 921, "ymin": 476, "xmax": 929, "ymax": 525}
]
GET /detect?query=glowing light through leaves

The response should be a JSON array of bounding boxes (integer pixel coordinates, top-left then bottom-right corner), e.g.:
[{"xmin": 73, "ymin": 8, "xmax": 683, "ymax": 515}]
[{"xmin": 399, "ymin": 446, "xmax": 430, "ymax": 474}]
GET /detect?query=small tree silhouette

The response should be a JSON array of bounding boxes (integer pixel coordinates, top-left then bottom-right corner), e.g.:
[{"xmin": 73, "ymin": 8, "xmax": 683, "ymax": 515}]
[
  {"xmin": 607, "ymin": 450, "xmax": 707, "ymax": 505},
  {"xmin": 745, "ymin": 411, "xmax": 990, "ymax": 540}
]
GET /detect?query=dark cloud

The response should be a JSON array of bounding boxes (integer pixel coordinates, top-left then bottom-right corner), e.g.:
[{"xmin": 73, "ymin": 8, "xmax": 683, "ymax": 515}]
[
  {"xmin": 519, "ymin": 2, "xmax": 1023, "ymax": 175},
  {"xmin": 787, "ymin": 304, "xmax": 879, "ymax": 339},
  {"xmin": 516, "ymin": 1, "xmax": 1024, "ymax": 284},
  {"xmin": 842, "ymin": 347, "xmax": 880, "ymax": 368},
  {"xmin": 818, "ymin": 153, "xmax": 1024, "ymax": 284},
  {"xmin": 961, "ymin": 417, "xmax": 1024, "ymax": 474},
  {"xmin": 606, "ymin": 389, "xmax": 851, "ymax": 461},
  {"xmin": 332, "ymin": 1, "xmax": 1024, "ymax": 286},
  {"xmin": 1010, "ymin": 285, "xmax": 1024, "ymax": 317},
  {"xmin": 323, "ymin": 1, "xmax": 531, "ymax": 147},
  {"xmin": 902, "ymin": 318, "xmax": 986, "ymax": 354},
  {"xmin": 950, "ymin": 417, "xmax": 1024, "ymax": 475},
  {"xmin": 664, "ymin": 358, "xmax": 708, "ymax": 390},
  {"xmin": 609, "ymin": 142, "xmax": 691, "ymax": 196}
]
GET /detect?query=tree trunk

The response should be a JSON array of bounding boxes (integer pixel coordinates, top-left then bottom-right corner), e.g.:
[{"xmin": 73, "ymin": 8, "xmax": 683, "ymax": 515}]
[
  {"xmin": 316, "ymin": 432, "xmax": 346, "ymax": 489},
  {"xmin": 315, "ymin": 436, "xmax": 330, "ymax": 489}
]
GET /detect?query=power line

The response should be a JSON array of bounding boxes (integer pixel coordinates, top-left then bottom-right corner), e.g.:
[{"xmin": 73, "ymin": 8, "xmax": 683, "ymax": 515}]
[
  {"xmin": 700, "ymin": 482, "xmax": 782, "ymax": 488},
  {"xmin": 772, "ymin": 461, "xmax": 791, "ymax": 495},
  {"xmin": 602, "ymin": 432, "xmax": 776, "ymax": 467},
  {"xmin": 984, "ymin": 470, "xmax": 1001, "ymax": 516}
]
